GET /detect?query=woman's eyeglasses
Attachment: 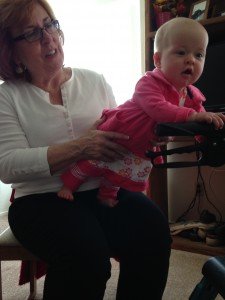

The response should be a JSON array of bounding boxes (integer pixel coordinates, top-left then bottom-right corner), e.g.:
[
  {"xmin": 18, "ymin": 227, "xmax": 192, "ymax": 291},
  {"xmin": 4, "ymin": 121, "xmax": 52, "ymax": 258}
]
[{"xmin": 13, "ymin": 20, "xmax": 60, "ymax": 42}]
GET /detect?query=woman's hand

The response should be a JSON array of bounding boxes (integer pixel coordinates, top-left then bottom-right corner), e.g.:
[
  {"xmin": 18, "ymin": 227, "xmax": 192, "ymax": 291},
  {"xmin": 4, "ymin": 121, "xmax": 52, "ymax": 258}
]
[
  {"xmin": 187, "ymin": 112, "xmax": 225, "ymax": 129},
  {"xmin": 47, "ymin": 118, "xmax": 129, "ymax": 174},
  {"xmin": 78, "ymin": 118, "xmax": 129, "ymax": 162}
]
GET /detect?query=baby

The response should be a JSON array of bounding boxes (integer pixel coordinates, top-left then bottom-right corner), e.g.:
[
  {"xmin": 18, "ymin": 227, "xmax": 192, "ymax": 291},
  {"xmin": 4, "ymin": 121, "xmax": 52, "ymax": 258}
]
[{"xmin": 58, "ymin": 17, "xmax": 225, "ymax": 206}]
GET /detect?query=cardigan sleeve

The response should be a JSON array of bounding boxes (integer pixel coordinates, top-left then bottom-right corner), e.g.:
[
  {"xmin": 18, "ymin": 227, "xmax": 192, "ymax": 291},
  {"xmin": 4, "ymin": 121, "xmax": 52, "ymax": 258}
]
[{"xmin": 0, "ymin": 89, "xmax": 50, "ymax": 184}]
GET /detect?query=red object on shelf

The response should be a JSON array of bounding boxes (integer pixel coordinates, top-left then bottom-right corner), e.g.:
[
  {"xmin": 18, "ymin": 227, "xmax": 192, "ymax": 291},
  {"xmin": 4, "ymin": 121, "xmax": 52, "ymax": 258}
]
[{"xmin": 155, "ymin": 11, "xmax": 173, "ymax": 28}]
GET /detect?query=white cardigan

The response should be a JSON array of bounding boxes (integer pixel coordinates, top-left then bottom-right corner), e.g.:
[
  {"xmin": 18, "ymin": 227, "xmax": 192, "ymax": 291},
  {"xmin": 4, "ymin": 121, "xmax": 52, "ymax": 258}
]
[{"xmin": 0, "ymin": 68, "xmax": 116, "ymax": 198}]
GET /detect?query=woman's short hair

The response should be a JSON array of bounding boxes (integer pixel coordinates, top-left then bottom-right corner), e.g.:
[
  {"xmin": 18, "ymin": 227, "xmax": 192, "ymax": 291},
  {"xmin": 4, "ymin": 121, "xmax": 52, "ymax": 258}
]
[{"xmin": 0, "ymin": 0, "xmax": 63, "ymax": 81}]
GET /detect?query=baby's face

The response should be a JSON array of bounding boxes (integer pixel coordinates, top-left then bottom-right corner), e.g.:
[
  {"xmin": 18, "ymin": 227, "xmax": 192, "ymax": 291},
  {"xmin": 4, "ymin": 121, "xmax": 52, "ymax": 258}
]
[{"xmin": 157, "ymin": 27, "xmax": 208, "ymax": 92}]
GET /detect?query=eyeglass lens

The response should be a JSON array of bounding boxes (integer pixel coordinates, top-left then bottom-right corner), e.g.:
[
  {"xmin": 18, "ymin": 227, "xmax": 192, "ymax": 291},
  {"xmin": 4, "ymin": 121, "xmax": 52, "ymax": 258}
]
[
  {"xmin": 13, "ymin": 20, "xmax": 59, "ymax": 42},
  {"xmin": 29, "ymin": 20, "xmax": 59, "ymax": 41}
]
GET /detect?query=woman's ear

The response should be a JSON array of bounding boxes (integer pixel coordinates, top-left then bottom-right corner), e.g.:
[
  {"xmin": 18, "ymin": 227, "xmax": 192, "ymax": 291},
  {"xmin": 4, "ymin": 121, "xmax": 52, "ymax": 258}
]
[
  {"xmin": 12, "ymin": 51, "xmax": 26, "ymax": 74},
  {"xmin": 153, "ymin": 52, "xmax": 161, "ymax": 68}
]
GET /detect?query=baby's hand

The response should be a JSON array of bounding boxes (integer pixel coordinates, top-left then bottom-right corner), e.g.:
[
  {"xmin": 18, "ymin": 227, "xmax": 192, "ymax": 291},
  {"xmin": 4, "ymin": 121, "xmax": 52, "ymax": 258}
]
[
  {"xmin": 187, "ymin": 112, "xmax": 225, "ymax": 129},
  {"xmin": 150, "ymin": 136, "xmax": 174, "ymax": 146}
]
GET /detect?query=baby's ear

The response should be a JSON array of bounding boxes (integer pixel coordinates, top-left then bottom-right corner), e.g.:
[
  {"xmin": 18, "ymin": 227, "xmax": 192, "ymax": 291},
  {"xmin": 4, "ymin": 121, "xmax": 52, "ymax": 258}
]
[{"xmin": 153, "ymin": 52, "xmax": 161, "ymax": 68}]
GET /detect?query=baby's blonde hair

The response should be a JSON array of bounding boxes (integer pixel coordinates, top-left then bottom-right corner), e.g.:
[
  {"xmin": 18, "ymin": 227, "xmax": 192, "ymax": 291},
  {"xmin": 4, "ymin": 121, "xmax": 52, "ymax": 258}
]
[{"xmin": 154, "ymin": 17, "xmax": 208, "ymax": 53}]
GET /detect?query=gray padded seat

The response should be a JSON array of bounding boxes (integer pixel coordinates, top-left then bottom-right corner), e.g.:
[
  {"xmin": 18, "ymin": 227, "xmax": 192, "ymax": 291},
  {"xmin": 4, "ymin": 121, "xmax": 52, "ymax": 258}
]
[{"xmin": 0, "ymin": 226, "xmax": 38, "ymax": 300}]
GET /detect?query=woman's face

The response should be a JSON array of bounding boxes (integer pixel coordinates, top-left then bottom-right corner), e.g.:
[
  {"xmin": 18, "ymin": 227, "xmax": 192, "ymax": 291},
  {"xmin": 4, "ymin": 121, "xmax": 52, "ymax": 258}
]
[{"xmin": 11, "ymin": 3, "xmax": 64, "ymax": 81}]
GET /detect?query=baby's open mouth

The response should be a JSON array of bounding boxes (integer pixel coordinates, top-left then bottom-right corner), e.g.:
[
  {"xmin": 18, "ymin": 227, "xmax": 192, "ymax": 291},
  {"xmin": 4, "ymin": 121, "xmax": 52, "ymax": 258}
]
[{"xmin": 182, "ymin": 68, "xmax": 192, "ymax": 75}]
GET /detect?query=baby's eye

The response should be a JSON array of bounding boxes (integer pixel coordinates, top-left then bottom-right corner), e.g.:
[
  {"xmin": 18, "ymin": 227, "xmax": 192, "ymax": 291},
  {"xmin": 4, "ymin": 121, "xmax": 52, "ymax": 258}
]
[
  {"xmin": 196, "ymin": 53, "xmax": 204, "ymax": 59},
  {"xmin": 176, "ymin": 50, "xmax": 185, "ymax": 56}
]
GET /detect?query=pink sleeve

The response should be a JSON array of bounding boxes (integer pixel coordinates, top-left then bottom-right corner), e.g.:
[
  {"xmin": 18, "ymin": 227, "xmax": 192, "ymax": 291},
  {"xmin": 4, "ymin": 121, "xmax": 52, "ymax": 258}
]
[{"xmin": 133, "ymin": 75, "xmax": 197, "ymax": 123}]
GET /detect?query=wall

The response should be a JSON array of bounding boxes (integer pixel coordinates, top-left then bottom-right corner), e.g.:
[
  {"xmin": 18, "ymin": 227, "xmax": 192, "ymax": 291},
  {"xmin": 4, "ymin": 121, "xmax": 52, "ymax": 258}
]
[
  {"xmin": 167, "ymin": 141, "xmax": 225, "ymax": 222},
  {"xmin": 0, "ymin": 181, "xmax": 12, "ymax": 213},
  {"xmin": 49, "ymin": 0, "xmax": 143, "ymax": 104}
]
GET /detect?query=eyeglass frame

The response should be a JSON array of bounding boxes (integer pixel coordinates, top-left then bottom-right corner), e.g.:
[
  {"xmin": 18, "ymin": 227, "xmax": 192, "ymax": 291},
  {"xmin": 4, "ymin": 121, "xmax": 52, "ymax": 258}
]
[{"xmin": 12, "ymin": 19, "xmax": 60, "ymax": 42}]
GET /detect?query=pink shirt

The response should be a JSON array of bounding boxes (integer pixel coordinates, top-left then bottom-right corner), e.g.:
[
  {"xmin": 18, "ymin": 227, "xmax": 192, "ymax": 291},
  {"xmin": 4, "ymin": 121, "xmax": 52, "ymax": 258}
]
[{"xmin": 99, "ymin": 68, "xmax": 206, "ymax": 159}]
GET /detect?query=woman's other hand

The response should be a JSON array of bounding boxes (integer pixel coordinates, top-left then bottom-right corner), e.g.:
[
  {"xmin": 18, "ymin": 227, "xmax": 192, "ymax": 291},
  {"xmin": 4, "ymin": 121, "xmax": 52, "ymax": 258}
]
[{"xmin": 47, "ymin": 118, "xmax": 129, "ymax": 174}]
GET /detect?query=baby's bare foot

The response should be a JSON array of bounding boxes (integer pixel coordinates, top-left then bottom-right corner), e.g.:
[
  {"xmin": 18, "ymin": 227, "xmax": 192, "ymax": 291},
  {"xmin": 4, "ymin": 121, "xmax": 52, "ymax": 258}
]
[{"xmin": 58, "ymin": 187, "xmax": 74, "ymax": 201}]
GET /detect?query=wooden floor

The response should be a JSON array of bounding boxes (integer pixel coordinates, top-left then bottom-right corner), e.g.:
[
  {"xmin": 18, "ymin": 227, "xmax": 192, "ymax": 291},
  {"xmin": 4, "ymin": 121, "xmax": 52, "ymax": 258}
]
[{"xmin": 172, "ymin": 236, "xmax": 225, "ymax": 256}]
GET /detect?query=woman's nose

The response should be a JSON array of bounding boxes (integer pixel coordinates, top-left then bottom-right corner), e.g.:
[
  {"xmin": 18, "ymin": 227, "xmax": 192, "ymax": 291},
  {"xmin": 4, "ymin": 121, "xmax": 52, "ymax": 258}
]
[{"xmin": 41, "ymin": 29, "xmax": 52, "ymax": 42}]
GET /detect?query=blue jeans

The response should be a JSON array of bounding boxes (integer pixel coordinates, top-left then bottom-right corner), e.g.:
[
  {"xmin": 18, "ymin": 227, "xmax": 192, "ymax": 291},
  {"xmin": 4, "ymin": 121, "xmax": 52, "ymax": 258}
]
[{"xmin": 8, "ymin": 188, "xmax": 171, "ymax": 300}]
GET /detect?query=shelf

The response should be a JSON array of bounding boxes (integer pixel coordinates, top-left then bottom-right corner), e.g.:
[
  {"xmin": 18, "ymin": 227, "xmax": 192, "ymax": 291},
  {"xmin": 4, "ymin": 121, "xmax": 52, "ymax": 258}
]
[
  {"xmin": 172, "ymin": 236, "xmax": 225, "ymax": 256},
  {"xmin": 147, "ymin": 31, "xmax": 156, "ymax": 39},
  {"xmin": 200, "ymin": 15, "xmax": 225, "ymax": 26},
  {"xmin": 146, "ymin": 15, "xmax": 225, "ymax": 43}
]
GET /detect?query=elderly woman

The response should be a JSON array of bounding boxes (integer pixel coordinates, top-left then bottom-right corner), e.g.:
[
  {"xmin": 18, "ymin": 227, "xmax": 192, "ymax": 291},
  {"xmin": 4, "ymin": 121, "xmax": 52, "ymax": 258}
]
[{"xmin": 0, "ymin": 0, "xmax": 171, "ymax": 299}]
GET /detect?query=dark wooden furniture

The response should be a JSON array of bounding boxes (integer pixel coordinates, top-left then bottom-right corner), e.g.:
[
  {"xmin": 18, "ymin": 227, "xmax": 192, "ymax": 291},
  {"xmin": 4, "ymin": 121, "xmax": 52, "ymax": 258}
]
[{"xmin": 145, "ymin": 0, "xmax": 225, "ymax": 256}]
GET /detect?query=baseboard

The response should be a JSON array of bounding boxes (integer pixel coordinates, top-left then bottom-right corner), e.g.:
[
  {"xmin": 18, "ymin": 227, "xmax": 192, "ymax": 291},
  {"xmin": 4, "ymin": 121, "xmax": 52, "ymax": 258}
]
[{"xmin": 0, "ymin": 211, "xmax": 8, "ymax": 216}]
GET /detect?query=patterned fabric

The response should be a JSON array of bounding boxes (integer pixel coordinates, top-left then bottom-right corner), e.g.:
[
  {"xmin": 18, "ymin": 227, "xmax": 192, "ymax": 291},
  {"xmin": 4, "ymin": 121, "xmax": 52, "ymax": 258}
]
[
  {"xmin": 89, "ymin": 151, "xmax": 152, "ymax": 184},
  {"xmin": 70, "ymin": 164, "xmax": 88, "ymax": 180}
]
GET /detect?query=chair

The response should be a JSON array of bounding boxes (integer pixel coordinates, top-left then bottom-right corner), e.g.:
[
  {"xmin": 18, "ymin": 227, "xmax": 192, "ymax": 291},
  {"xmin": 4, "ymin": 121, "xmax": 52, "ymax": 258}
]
[
  {"xmin": 189, "ymin": 256, "xmax": 225, "ymax": 300},
  {"xmin": 0, "ymin": 225, "xmax": 39, "ymax": 300}
]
